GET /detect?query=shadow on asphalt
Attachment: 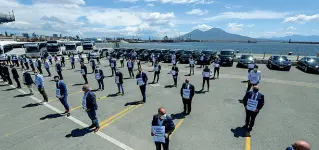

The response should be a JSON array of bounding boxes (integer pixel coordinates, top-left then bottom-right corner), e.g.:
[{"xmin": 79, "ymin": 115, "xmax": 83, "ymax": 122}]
[
  {"xmin": 14, "ymin": 93, "xmax": 31, "ymax": 98},
  {"xmin": 184, "ymin": 74, "xmax": 191, "ymax": 76},
  {"xmin": 74, "ymin": 70, "xmax": 81, "ymax": 72},
  {"xmin": 0, "ymin": 84, "xmax": 9, "ymax": 87},
  {"xmin": 91, "ymin": 89, "xmax": 100, "ymax": 92},
  {"xmin": 73, "ymin": 83, "xmax": 84, "ymax": 86},
  {"xmin": 124, "ymin": 101, "xmax": 143, "ymax": 106},
  {"xmin": 231, "ymin": 127, "xmax": 250, "ymax": 138},
  {"xmin": 107, "ymin": 75, "xmax": 113, "ymax": 77},
  {"xmin": 123, "ymin": 77, "xmax": 132, "ymax": 80},
  {"xmin": 3, "ymin": 88, "xmax": 16, "ymax": 91},
  {"xmin": 164, "ymin": 85, "xmax": 175, "ymax": 88},
  {"xmin": 40, "ymin": 113, "xmax": 63, "ymax": 120},
  {"xmin": 195, "ymin": 90, "xmax": 206, "ymax": 94},
  {"xmin": 65, "ymin": 128, "xmax": 93, "ymax": 138},
  {"xmin": 108, "ymin": 93, "xmax": 121, "ymax": 97},
  {"xmin": 148, "ymin": 82, "xmax": 157, "ymax": 85},
  {"xmin": 22, "ymin": 103, "xmax": 42, "ymax": 108},
  {"xmin": 171, "ymin": 112, "xmax": 186, "ymax": 120},
  {"xmin": 238, "ymin": 99, "xmax": 244, "ymax": 104},
  {"xmin": 148, "ymin": 70, "xmax": 154, "ymax": 72}
]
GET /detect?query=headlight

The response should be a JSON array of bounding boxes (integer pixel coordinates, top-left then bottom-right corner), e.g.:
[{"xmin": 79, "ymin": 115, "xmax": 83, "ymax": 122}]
[{"xmin": 315, "ymin": 66, "xmax": 319, "ymax": 68}]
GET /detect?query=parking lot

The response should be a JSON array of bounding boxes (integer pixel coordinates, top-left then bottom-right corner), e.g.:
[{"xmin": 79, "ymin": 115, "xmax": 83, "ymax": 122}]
[{"xmin": 0, "ymin": 57, "xmax": 318, "ymax": 150}]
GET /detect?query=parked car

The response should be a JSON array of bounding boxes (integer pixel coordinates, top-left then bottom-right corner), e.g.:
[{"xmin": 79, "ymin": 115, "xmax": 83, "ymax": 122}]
[
  {"xmin": 89, "ymin": 49, "xmax": 102, "ymax": 58},
  {"xmin": 297, "ymin": 56, "xmax": 319, "ymax": 73},
  {"xmin": 135, "ymin": 49, "xmax": 146, "ymax": 55},
  {"xmin": 175, "ymin": 49, "xmax": 184, "ymax": 60},
  {"xmin": 267, "ymin": 55, "xmax": 292, "ymax": 71},
  {"xmin": 219, "ymin": 49, "xmax": 235, "ymax": 66},
  {"xmin": 179, "ymin": 53, "xmax": 192, "ymax": 64},
  {"xmin": 237, "ymin": 55, "xmax": 254, "ymax": 68},
  {"xmin": 153, "ymin": 49, "xmax": 167, "ymax": 62},
  {"xmin": 163, "ymin": 50, "xmax": 176, "ymax": 63},
  {"xmin": 138, "ymin": 51, "xmax": 150, "ymax": 61}
]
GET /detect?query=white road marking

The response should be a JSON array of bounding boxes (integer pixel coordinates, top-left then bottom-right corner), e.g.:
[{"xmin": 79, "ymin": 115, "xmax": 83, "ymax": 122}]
[{"xmin": 6, "ymin": 84, "xmax": 135, "ymax": 150}]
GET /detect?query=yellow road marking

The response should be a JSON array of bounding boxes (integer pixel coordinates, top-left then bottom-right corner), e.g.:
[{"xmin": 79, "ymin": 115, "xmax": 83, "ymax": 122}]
[
  {"xmin": 98, "ymin": 105, "xmax": 136, "ymax": 126},
  {"xmin": 245, "ymin": 132, "xmax": 251, "ymax": 150},
  {"xmin": 99, "ymin": 104, "xmax": 142, "ymax": 129},
  {"xmin": 48, "ymin": 90, "xmax": 82, "ymax": 102},
  {"xmin": 170, "ymin": 119, "xmax": 184, "ymax": 137},
  {"xmin": 69, "ymin": 96, "xmax": 108, "ymax": 111}
]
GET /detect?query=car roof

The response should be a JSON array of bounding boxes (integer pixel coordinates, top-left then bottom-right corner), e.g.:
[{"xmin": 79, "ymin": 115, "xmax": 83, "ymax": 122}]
[{"xmin": 220, "ymin": 49, "xmax": 234, "ymax": 52}]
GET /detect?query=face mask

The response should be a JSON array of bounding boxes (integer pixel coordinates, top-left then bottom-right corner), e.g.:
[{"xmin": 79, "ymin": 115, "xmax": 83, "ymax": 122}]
[
  {"xmin": 254, "ymin": 69, "xmax": 257, "ymax": 72},
  {"xmin": 55, "ymin": 80, "xmax": 59, "ymax": 83},
  {"xmin": 159, "ymin": 114, "xmax": 166, "ymax": 120},
  {"xmin": 253, "ymin": 89, "xmax": 259, "ymax": 93},
  {"xmin": 34, "ymin": 73, "xmax": 38, "ymax": 76}
]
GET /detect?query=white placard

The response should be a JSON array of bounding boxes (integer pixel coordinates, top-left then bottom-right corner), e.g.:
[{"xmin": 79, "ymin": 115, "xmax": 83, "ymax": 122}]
[
  {"xmin": 154, "ymin": 66, "xmax": 159, "ymax": 72},
  {"xmin": 183, "ymin": 89, "xmax": 190, "ymax": 99},
  {"xmin": 214, "ymin": 63, "xmax": 220, "ymax": 67},
  {"xmin": 247, "ymin": 93, "xmax": 259, "ymax": 111},
  {"xmin": 111, "ymin": 63, "xmax": 115, "ymax": 68},
  {"xmin": 203, "ymin": 72, "xmax": 210, "ymax": 77},
  {"xmin": 170, "ymin": 70, "xmax": 176, "ymax": 76},
  {"xmin": 128, "ymin": 62, "xmax": 132, "ymax": 68},
  {"xmin": 152, "ymin": 126, "xmax": 165, "ymax": 143},
  {"xmin": 115, "ymin": 76, "xmax": 119, "ymax": 84},
  {"xmin": 95, "ymin": 73, "xmax": 101, "ymax": 80},
  {"xmin": 190, "ymin": 60, "xmax": 194, "ymax": 65},
  {"xmin": 56, "ymin": 89, "xmax": 61, "ymax": 97},
  {"xmin": 81, "ymin": 69, "xmax": 85, "ymax": 75},
  {"xmin": 137, "ymin": 78, "xmax": 144, "ymax": 86},
  {"xmin": 82, "ymin": 96, "xmax": 87, "ymax": 110}
]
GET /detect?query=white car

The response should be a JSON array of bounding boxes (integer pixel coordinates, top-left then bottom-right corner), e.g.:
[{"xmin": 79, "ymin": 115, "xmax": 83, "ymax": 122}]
[{"xmin": 88, "ymin": 49, "xmax": 102, "ymax": 58}]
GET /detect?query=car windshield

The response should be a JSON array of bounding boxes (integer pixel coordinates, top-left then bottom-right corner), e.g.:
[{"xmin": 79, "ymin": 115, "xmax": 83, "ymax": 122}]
[
  {"xmin": 92, "ymin": 50, "xmax": 99, "ymax": 52},
  {"xmin": 241, "ymin": 55, "xmax": 253, "ymax": 59},
  {"xmin": 220, "ymin": 51, "xmax": 234, "ymax": 55},
  {"xmin": 26, "ymin": 47, "xmax": 39, "ymax": 52},
  {"xmin": 65, "ymin": 45, "xmax": 75, "ymax": 50},
  {"xmin": 184, "ymin": 51, "xmax": 193, "ymax": 54},
  {"xmin": 308, "ymin": 58, "xmax": 319, "ymax": 63},
  {"xmin": 273, "ymin": 56, "xmax": 288, "ymax": 61}
]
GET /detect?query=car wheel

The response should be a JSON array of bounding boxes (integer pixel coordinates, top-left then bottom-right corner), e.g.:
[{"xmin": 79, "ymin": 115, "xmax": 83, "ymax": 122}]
[
  {"xmin": 236, "ymin": 63, "xmax": 240, "ymax": 68},
  {"xmin": 269, "ymin": 64, "xmax": 273, "ymax": 69}
]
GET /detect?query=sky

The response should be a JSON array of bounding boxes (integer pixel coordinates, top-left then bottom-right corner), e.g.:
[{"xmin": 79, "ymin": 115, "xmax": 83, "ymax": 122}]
[{"xmin": 0, "ymin": 0, "xmax": 318, "ymax": 39}]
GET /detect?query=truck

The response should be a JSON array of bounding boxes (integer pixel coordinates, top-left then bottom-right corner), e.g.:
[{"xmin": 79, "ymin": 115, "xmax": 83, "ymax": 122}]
[
  {"xmin": 0, "ymin": 41, "xmax": 14, "ymax": 61},
  {"xmin": 46, "ymin": 40, "xmax": 63, "ymax": 56},
  {"xmin": 24, "ymin": 43, "xmax": 40, "ymax": 58},
  {"xmin": 65, "ymin": 41, "xmax": 83, "ymax": 55},
  {"xmin": 82, "ymin": 41, "xmax": 95, "ymax": 53}
]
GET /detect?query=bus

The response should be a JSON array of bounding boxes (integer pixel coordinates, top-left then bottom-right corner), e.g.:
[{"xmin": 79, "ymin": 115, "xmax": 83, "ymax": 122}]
[
  {"xmin": 82, "ymin": 41, "xmax": 95, "ymax": 53},
  {"xmin": 65, "ymin": 41, "xmax": 83, "ymax": 55},
  {"xmin": 0, "ymin": 41, "xmax": 14, "ymax": 61},
  {"xmin": 24, "ymin": 43, "xmax": 40, "ymax": 58},
  {"xmin": 46, "ymin": 40, "xmax": 63, "ymax": 55}
]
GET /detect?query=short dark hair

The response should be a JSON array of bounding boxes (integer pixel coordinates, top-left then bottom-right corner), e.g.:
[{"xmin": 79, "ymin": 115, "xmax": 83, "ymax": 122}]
[
  {"xmin": 254, "ymin": 65, "xmax": 259, "ymax": 68},
  {"xmin": 54, "ymin": 76, "xmax": 60, "ymax": 79}
]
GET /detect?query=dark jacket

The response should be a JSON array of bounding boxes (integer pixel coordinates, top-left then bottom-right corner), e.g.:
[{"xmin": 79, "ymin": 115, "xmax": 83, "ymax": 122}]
[
  {"xmin": 0, "ymin": 65, "xmax": 3, "ymax": 75},
  {"xmin": 23, "ymin": 72, "xmax": 34, "ymax": 85},
  {"xmin": 95, "ymin": 69, "xmax": 104, "ymax": 80},
  {"xmin": 127, "ymin": 61, "xmax": 134, "ymax": 69},
  {"xmin": 61, "ymin": 56, "xmax": 65, "ymax": 62},
  {"xmin": 243, "ymin": 91, "xmax": 265, "ymax": 112},
  {"xmin": 154, "ymin": 64, "xmax": 161, "ymax": 73},
  {"xmin": 37, "ymin": 60, "xmax": 42, "ymax": 68},
  {"xmin": 110, "ymin": 59, "xmax": 116, "ymax": 68},
  {"xmin": 115, "ymin": 72, "xmax": 123, "ymax": 84},
  {"xmin": 86, "ymin": 91, "xmax": 98, "ymax": 110},
  {"xmin": 3, "ymin": 66, "xmax": 10, "ymax": 76},
  {"xmin": 57, "ymin": 81, "xmax": 68, "ymax": 97},
  {"xmin": 71, "ymin": 57, "xmax": 75, "ymax": 63},
  {"xmin": 180, "ymin": 83, "xmax": 195, "ymax": 99},
  {"xmin": 151, "ymin": 115, "xmax": 175, "ymax": 137},
  {"xmin": 171, "ymin": 66, "xmax": 179, "ymax": 76},
  {"xmin": 136, "ymin": 72, "xmax": 148, "ymax": 85},
  {"xmin": 56, "ymin": 63, "xmax": 62, "ymax": 72},
  {"xmin": 81, "ymin": 65, "xmax": 87, "ymax": 75},
  {"xmin": 11, "ymin": 68, "xmax": 19, "ymax": 78},
  {"xmin": 90, "ymin": 59, "xmax": 96, "ymax": 67}
]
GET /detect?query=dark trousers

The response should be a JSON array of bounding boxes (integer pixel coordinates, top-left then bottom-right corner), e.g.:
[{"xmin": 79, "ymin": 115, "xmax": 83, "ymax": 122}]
[
  {"xmin": 83, "ymin": 75, "xmax": 88, "ymax": 84},
  {"xmin": 155, "ymin": 138, "xmax": 169, "ymax": 150},
  {"xmin": 182, "ymin": 98, "xmax": 192, "ymax": 114},
  {"xmin": 202, "ymin": 77, "xmax": 209, "ymax": 90},
  {"xmin": 45, "ymin": 68, "xmax": 51, "ymax": 76},
  {"xmin": 71, "ymin": 63, "xmax": 75, "ymax": 69},
  {"xmin": 91, "ymin": 66, "xmax": 95, "ymax": 73},
  {"xmin": 189, "ymin": 65, "xmax": 194, "ymax": 75},
  {"xmin": 246, "ymin": 82, "xmax": 259, "ymax": 92},
  {"xmin": 87, "ymin": 110, "xmax": 99, "ymax": 128},
  {"xmin": 111, "ymin": 67, "xmax": 116, "ymax": 76},
  {"xmin": 120, "ymin": 60, "xmax": 124, "ymax": 67},
  {"xmin": 117, "ymin": 83, "xmax": 124, "ymax": 94},
  {"xmin": 20, "ymin": 62, "xmax": 24, "ymax": 69},
  {"xmin": 38, "ymin": 88, "xmax": 48, "ymax": 102},
  {"xmin": 49, "ymin": 59, "xmax": 52, "ymax": 64},
  {"xmin": 24, "ymin": 63, "xmax": 29, "ymax": 70},
  {"xmin": 153, "ymin": 72, "xmax": 160, "ymax": 83},
  {"xmin": 59, "ymin": 96, "xmax": 69, "ymax": 111},
  {"xmin": 5, "ymin": 75, "xmax": 12, "ymax": 84},
  {"xmin": 57, "ymin": 71, "xmax": 63, "ymax": 80},
  {"xmin": 128, "ymin": 68, "xmax": 134, "ymax": 78},
  {"xmin": 173, "ymin": 75, "xmax": 177, "ymax": 86},
  {"xmin": 97, "ymin": 79, "xmax": 104, "ymax": 89},
  {"xmin": 139, "ymin": 85, "xmax": 146, "ymax": 102},
  {"xmin": 30, "ymin": 64, "xmax": 35, "ymax": 71},
  {"xmin": 213, "ymin": 67, "xmax": 220, "ymax": 78},
  {"xmin": 37, "ymin": 67, "xmax": 43, "ymax": 74},
  {"xmin": 14, "ymin": 77, "xmax": 21, "ymax": 88},
  {"xmin": 245, "ymin": 109, "xmax": 258, "ymax": 128},
  {"xmin": 248, "ymin": 68, "xmax": 253, "ymax": 73},
  {"xmin": 61, "ymin": 61, "xmax": 65, "ymax": 67}
]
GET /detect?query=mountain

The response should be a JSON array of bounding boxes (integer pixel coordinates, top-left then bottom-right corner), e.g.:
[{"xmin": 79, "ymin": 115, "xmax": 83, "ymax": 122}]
[
  {"xmin": 180, "ymin": 28, "xmax": 255, "ymax": 41},
  {"xmin": 272, "ymin": 35, "xmax": 319, "ymax": 42}
]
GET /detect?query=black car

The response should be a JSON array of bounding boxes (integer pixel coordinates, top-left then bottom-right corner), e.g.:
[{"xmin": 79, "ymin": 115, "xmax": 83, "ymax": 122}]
[
  {"xmin": 135, "ymin": 49, "xmax": 146, "ymax": 55},
  {"xmin": 297, "ymin": 57, "xmax": 319, "ymax": 73},
  {"xmin": 179, "ymin": 54, "xmax": 192, "ymax": 64},
  {"xmin": 175, "ymin": 49, "xmax": 184, "ymax": 60},
  {"xmin": 163, "ymin": 50, "xmax": 176, "ymax": 63},
  {"xmin": 237, "ymin": 55, "xmax": 254, "ymax": 68},
  {"xmin": 267, "ymin": 56, "xmax": 292, "ymax": 71},
  {"xmin": 202, "ymin": 50, "xmax": 217, "ymax": 61},
  {"xmin": 219, "ymin": 49, "xmax": 235, "ymax": 66},
  {"xmin": 138, "ymin": 51, "xmax": 150, "ymax": 61},
  {"xmin": 153, "ymin": 49, "xmax": 167, "ymax": 62}
]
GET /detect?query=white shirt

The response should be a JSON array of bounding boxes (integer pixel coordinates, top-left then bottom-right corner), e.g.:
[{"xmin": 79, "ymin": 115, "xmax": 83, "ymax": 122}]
[
  {"xmin": 248, "ymin": 64, "xmax": 255, "ymax": 69},
  {"xmin": 44, "ymin": 61, "xmax": 50, "ymax": 68},
  {"xmin": 248, "ymin": 70, "xmax": 261, "ymax": 84}
]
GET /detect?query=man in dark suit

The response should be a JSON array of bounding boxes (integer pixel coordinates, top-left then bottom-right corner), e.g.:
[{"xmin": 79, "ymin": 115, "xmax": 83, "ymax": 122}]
[
  {"xmin": 110, "ymin": 58, "xmax": 117, "ymax": 76},
  {"xmin": 70, "ymin": 56, "xmax": 75, "ymax": 69},
  {"xmin": 82, "ymin": 84, "xmax": 100, "ymax": 132},
  {"xmin": 36, "ymin": 58, "xmax": 43, "ymax": 74},
  {"xmin": 180, "ymin": 79, "xmax": 195, "ymax": 114},
  {"xmin": 3, "ymin": 64, "xmax": 12, "ymax": 84},
  {"xmin": 11, "ymin": 66, "xmax": 21, "ymax": 88},
  {"xmin": 243, "ymin": 85, "xmax": 265, "ymax": 131},
  {"xmin": 94, "ymin": 66, "xmax": 104, "ymax": 91},
  {"xmin": 61, "ymin": 56, "xmax": 65, "ymax": 67},
  {"xmin": 152, "ymin": 61, "xmax": 161, "ymax": 83},
  {"xmin": 171, "ymin": 64, "xmax": 179, "ymax": 87},
  {"xmin": 151, "ymin": 107, "xmax": 175, "ymax": 150},
  {"xmin": 0, "ymin": 63, "xmax": 5, "ymax": 81},
  {"xmin": 127, "ymin": 58, "xmax": 134, "ymax": 78},
  {"xmin": 23, "ymin": 69, "xmax": 34, "ymax": 95},
  {"xmin": 54, "ymin": 76, "xmax": 70, "ymax": 115},
  {"xmin": 81, "ymin": 62, "xmax": 88, "ymax": 84},
  {"xmin": 115, "ymin": 70, "xmax": 124, "ymax": 95},
  {"xmin": 136, "ymin": 67, "xmax": 148, "ymax": 103},
  {"xmin": 29, "ymin": 59, "xmax": 35, "ymax": 72},
  {"xmin": 89, "ymin": 58, "xmax": 96, "ymax": 73},
  {"xmin": 55, "ymin": 61, "xmax": 63, "ymax": 80}
]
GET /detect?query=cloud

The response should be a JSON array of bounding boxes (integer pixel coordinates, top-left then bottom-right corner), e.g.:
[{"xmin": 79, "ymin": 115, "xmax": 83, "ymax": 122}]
[
  {"xmin": 287, "ymin": 26, "xmax": 297, "ymax": 30},
  {"xmin": 147, "ymin": 3, "xmax": 155, "ymax": 7},
  {"xmin": 224, "ymin": 5, "xmax": 242, "ymax": 9},
  {"xmin": 204, "ymin": 10, "xmax": 289, "ymax": 21},
  {"xmin": 282, "ymin": 14, "xmax": 319, "ymax": 23},
  {"xmin": 33, "ymin": 0, "xmax": 86, "ymax": 5},
  {"xmin": 128, "ymin": 0, "xmax": 214, "ymax": 4},
  {"xmin": 260, "ymin": 31, "xmax": 295, "ymax": 38},
  {"xmin": 192, "ymin": 24, "xmax": 212, "ymax": 31},
  {"xmin": 246, "ymin": 24, "xmax": 255, "ymax": 27},
  {"xmin": 186, "ymin": 9, "xmax": 209, "ymax": 15},
  {"xmin": 226, "ymin": 23, "xmax": 244, "ymax": 31},
  {"xmin": 117, "ymin": 0, "xmax": 138, "ymax": 2}
]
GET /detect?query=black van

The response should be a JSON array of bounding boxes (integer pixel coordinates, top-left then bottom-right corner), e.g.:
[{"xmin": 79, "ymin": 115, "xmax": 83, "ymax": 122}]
[{"xmin": 219, "ymin": 49, "xmax": 235, "ymax": 66}]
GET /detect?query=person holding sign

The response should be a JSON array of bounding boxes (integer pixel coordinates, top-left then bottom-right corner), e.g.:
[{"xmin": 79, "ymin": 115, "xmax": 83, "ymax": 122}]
[
  {"xmin": 82, "ymin": 84, "xmax": 100, "ymax": 132},
  {"xmin": 247, "ymin": 65, "xmax": 261, "ymax": 91},
  {"xmin": 48, "ymin": 54, "xmax": 53, "ymax": 65},
  {"xmin": 29, "ymin": 59, "xmax": 35, "ymax": 72},
  {"xmin": 152, "ymin": 61, "xmax": 161, "ymax": 83},
  {"xmin": 44, "ymin": 58, "xmax": 51, "ymax": 77},
  {"xmin": 127, "ymin": 58, "xmax": 134, "ymax": 78},
  {"xmin": 23, "ymin": 69, "xmax": 34, "ymax": 95},
  {"xmin": 115, "ymin": 70, "xmax": 124, "ymax": 95},
  {"xmin": 70, "ymin": 56, "xmax": 75, "ymax": 69},
  {"xmin": 95, "ymin": 66, "xmax": 104, "ymax": 91},
  {"xmin": 201, "ymin": 65, "xmax": 211, "ymax": 92},
  {"xmin": 61, "ymin": 56, "xmax": 65, "ymax": 67},
  {"xmin": 36, "ymin": 58, "xmax": 43, "ymax": 74},
  {"xmin": 54, "ymin": 76, "xmax": 70, "ymax": 116},
  {"xmin": 189, "ymin": 57, "xmax": 195, "ymax": 76},
  {"xmin": 171, "ymin": 64, "xmax": 179, "ymax": 87},
  {"xmin": 55, "ymin": 61, "xmax": 63, "ymax": 80},
  {"xmin": 180, "ymin": 79, "xmax": 195, "ymax": 115},
  {"xmin": 110, "ymin": 58, "xmax": 117, "ymax": 76},
  {"xmin": 119, "ymin": 55, "xmax": 124, "ymax": 68},
  {"xmin": 171, "ymin": 53, "xmax": 176, "ymax": 65},
  {"xmin": 34, "ymin": 70, "xmax": 48, "ymax": 103},
  {"xmin": 151, "ymin": 107, "xmax": 175, "ymax": 150},
  {"xmin": 81, "ymin": 62, "xmax": 88, "ymax": 84},
  {"xmin": 213, "ymin": 58, "xmax": 220, "ymax": 79},
  {"xmin": 243, "ymin": 86, "xmax": 264, "ymax": 131},
  {"xmin": 136, "ymin": 67, "xmax": 148, "ymax": 103},
  {"xmin": 89, "ymin": 58, "xmax": 96, "ymax": 73}
]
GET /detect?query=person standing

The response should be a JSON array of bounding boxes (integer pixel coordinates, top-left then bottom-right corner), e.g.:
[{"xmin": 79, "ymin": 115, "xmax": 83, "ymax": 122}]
[
  {"xmin": 70, "ymin": 55, "xmax": 75, "ymax": 69},
  {"xmin": 54, "ymin": 76, "xmax": 70, "ymax": 115},
  {"xmin": 119, "ymin": 55, "xmax": 124, "ymax": 68},
  {"xmin": 247, "ymin": 65, "xmax": 261, "ymax": 91},
  {"xmin": 151, "ymin": 107, "xmax": 175, "ymax": 150},
  {"xmin": 127, "ymin": 58, "xmax": 134, "ymax": 78},
  {"xmin": 152, "ymin": 61, "xmax": 161, "ymax": 83},
  {"xmin": 95, "ymin": 66, "xmax": 104, "ymax": 91},
  {"xmin": 48, "ymin": 54, "xmax": 53, "ymax": 65},
  {"xmin": 110, "ymin": 58, "xmax": 117, "ymax": 76},
  {"xmin": 29, "ymin": 59, "xmax": 35, "ymax": 72},
  {"xmin": 55, "ymin": 61, "xmax": 63, "ymax": 80},
  {"xmin": 34, "ymin": 70, "xmax": 48, "ymax": 102},
  {"xmin": 19, "ymin": 56, "xmax": 24, "ymax": 69},
  {"xmin": 3, "ymin": 64, "xmax": 12, "ymax": 85},
  {"xmin": 151, "ymin": 53, "xmax": 155, "ymax": 66},
  {"xmin": 171, "ymin": 64, "xmax": 179, "ymax": 87},
  {"xmin": 81, "ymin": 62, "xmax": 88, "ymax": 84},
  {"xmin": 23, "ymin": 56, "xmax": 29, "ymax": 70},
  {"xmin": 61, "ymin": 56, "xmax": 65, "ymax": 67},
  {"xmin": 115, "ymin": 70, "xmax": 124, "ymax": 95},
  {"xmin": 189, "ymin": 57, "xmax": 195, "ymax": 76},
  {"xmin": 213, "ymin": 58, "xmax": 220, "ymax": 79},
  {"xmin": 89, "ymin": 58, "xmax": 96, "ymax": 73},
  {"xmin": 82, "ymin": 84, "xmax": 100, "ymax": 132},
  {"xmin": 23, "ymin": 69, "xmax": 34, "ymax": 95},
  {"xmin": 286, "ymin": 141, "xmax": 310, "ymax": 150},
  {"xmin": 200, "ymin": 54, "xmax": 205, "ymax": 68},
  {"xmin": 0, "ymin": 63, "xmax": 4, "ymax": 81},
  {"xmin": 201, "ymin": 65, "xmax": 210, "ymax": 92},
  {"xmin": 243, "ymin": 86, "xmax": 264, "ymax": 131},
  {"xmin": 171, "ymin": 53, "xmax": 176, "ymax": 65},
  {"xmin": 44, "ymin": 59, "xmax": 51, "ymax": 77},
  {"xmin": 248, "ymin": 63, "xmax": 255, "ymax": 73},
  {"xmin": 36, "ymin": 58, "xmax": 43, "ymax": 74},
  {"xmin": 180, "ymin": 79, "xmax": 195, "ymax": 115},
  {"xmin": 11, "ymin": 66, "xmax": 21, "ymax": 89},
  {"xmin": 136, "ymin": 67, "xmax": 148, "ymax": 103}
]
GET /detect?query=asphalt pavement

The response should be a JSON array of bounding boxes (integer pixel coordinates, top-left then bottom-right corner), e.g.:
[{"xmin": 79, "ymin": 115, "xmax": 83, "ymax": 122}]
[{"xmin": 0, "ymin": 57, "xmax": 318, "ymax": 150}]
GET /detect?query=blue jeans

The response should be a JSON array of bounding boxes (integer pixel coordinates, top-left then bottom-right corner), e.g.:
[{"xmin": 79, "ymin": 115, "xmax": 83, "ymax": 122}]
[
  {"xmin": 59, "ymin": 96, "xmax": 69, "ymax": 111},
  {"xmin": 117, "ymin": 83, "xmax": 124, "ymax": 94},
  {"xmin": 87, "ymin": 110, "xmax": 99, "ymax": 128}
]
